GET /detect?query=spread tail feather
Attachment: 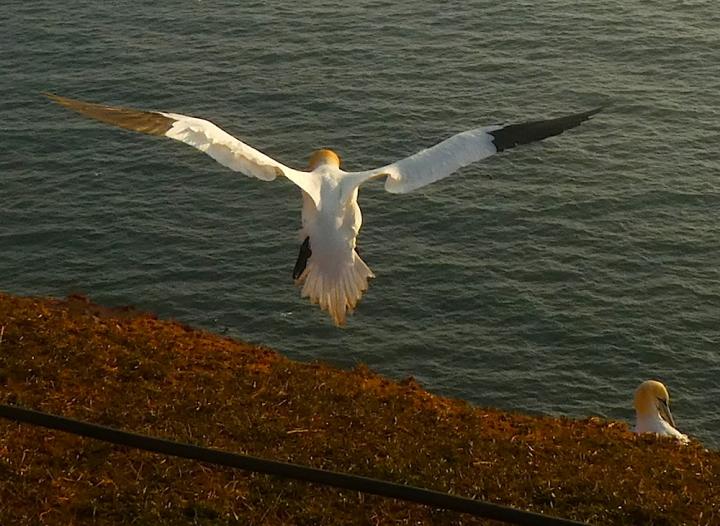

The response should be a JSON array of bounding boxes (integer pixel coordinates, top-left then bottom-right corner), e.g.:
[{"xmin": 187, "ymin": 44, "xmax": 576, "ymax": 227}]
[{"xmin": 296, "ymin": 251, "xmax": 374, "ymax": 326}]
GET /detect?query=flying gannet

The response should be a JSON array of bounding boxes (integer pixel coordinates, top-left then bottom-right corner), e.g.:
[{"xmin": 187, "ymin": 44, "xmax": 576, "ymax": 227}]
[
  {"xmin": 45, "ymin": 93, "xmax": 601, "ymax": 325},
  {"xmin": 633, "ymin": 380, "xmax": 689, "ymax": 442}
]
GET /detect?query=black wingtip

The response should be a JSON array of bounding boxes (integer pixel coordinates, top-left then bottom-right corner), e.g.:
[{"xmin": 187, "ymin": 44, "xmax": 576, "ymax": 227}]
[
  {"xmin": 489, "ymin": 106, "xmax": 604, "ymax": 153},
  {"xmin": 580, "ymin": 106, "xmax": 605, "ymax": 119},
  {"xmin": 42, "ymin": 91, "xmax": 61, "ymax": 103}
]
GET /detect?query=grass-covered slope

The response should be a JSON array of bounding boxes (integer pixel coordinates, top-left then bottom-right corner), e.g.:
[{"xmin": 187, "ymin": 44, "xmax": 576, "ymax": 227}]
[{"xmin": 0, "ymin": 292, "xmax": 718, "ymax": 525}]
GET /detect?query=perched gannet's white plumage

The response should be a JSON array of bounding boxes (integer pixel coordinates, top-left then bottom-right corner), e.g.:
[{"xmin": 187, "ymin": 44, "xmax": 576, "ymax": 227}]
[
  {"xmin": 45, "ymin": 93, "xmax": 601, "ymax": 325},
  {"xmin": 633, "ymin": 380, "xmax": 689, "ymax": 442}
]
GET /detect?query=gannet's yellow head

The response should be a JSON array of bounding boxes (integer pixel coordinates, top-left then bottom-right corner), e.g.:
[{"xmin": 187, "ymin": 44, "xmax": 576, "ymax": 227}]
[
  {"xmin": 308, "ymin": 149, "xmax": 341, "ymax": 170},
  {"xmin": 634, "ymin": 380, "xmax": 675, "ymax": 426}
]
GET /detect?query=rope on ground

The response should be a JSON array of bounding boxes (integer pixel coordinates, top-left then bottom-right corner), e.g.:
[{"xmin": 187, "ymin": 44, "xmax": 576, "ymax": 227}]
[{"xmin": 0, "ymin": 403, "xmax": 588, "ymax": 526}]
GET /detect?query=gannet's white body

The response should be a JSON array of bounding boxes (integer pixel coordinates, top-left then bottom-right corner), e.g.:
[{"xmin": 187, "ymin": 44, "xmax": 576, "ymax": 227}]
[
  {"xmin": 633, "ymin": 380, "xmax": 688, "ymax": 442},
  {"xmin": 46, "ymin": 93, "xmax": 601, "ymax": 325},
  {"xmin": 296, "ymin": 150, "xmax": 374, "ymax": 324}
]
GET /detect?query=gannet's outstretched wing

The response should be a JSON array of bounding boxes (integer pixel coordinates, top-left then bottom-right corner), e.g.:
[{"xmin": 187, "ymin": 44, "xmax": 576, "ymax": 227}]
[
  {"xmin": 361, "ymin": 107, "xmax": 602, "ymax": 193},
  {"xmin": 44, "ymin": 93, "xmax": 320, "ymax": 201}
]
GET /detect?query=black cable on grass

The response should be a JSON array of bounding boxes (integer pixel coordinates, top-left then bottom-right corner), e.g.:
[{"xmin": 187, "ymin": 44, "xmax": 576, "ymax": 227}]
[{"xmin": 0, "ymin": 404, "xmax": 588, "ymax": 526}]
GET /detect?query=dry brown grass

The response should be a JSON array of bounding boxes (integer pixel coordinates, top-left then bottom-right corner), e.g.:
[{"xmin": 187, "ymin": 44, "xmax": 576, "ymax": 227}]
[{"xmin": 0, "ymin": 292, "xmax": 718, "ymax": 525}]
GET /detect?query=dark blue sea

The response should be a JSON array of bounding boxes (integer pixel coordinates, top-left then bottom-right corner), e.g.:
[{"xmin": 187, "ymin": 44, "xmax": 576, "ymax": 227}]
[{"xmin": 2, "ymin": 1, "xmax": 718, "ymax": 447}]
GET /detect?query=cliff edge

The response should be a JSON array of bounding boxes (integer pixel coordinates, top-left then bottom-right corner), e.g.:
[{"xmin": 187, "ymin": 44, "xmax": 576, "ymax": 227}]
[{"xmin": 0, "ymin": 292, "xmax": 717, "ymax": 525}]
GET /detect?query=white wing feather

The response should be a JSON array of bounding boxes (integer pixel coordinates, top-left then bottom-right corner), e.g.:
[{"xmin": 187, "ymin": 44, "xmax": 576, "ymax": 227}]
[
  {"xmin": 160, "ymin": 112, "xmax": 318, "ymax": 200},
  {"xmin": 45, "ymin": 94, "xmax": 320, "ymax": 203},
  {"xmin": 352, "ymin": 107, "xmax": 602, "ymax": 194},
  {"xmin": 376, "ymin": 126, "xmax": 501, "ymax": 193}
]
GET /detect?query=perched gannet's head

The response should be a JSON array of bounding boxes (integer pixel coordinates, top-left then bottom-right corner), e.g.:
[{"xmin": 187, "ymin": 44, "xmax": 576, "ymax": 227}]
[
  {"xmin": 634, "ymin": 380, "xmax": 675, "ymax": 427},
  {"xmin": 308, "ymin": 149, "xmax": 341, "ymax": 170}
]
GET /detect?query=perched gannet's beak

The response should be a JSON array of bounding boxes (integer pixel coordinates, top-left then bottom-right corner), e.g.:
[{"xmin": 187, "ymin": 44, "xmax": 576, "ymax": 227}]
[{"xmin": 656, "ymin": 397, "xmax": 676, "ymax": 428}]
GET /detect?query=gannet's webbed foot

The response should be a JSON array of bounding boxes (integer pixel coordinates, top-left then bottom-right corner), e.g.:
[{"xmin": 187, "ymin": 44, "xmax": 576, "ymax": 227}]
[{"xmin": 293, "ymin": 237, "xmax": 312, "ymax": 279}]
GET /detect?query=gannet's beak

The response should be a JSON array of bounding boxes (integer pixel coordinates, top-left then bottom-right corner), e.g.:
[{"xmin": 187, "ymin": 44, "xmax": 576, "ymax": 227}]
[{"xmin": 657, "ymin": 397, "xmax": 676, "ymax": 428}]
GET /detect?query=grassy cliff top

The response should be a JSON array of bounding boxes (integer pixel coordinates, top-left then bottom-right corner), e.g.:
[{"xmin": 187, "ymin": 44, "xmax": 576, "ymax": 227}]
[{"xmin": 0, "ymin": 292, "xmax": 718, "ymax": 525}]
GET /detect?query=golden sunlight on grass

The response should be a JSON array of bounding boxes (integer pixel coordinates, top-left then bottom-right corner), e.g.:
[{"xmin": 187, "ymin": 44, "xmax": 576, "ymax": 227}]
[{"xmin": 0, "ymin": 292, "xmax": 718, "ymax": 525}]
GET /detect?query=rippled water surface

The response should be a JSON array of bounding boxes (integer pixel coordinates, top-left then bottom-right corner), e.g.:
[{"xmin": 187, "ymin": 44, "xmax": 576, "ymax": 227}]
[{"xmin": 2, "ymin": 1, "xmax": 719, "ymax": 446}]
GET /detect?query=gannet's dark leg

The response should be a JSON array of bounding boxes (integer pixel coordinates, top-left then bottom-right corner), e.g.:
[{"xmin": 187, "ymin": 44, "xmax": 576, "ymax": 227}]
[
  {"xmin": 489, "ymin": 107, "xmax": 603, "ymax": 152},
  {"xmin": 293, "ymin": 237, "xmax": 312, "ymax": 279}
]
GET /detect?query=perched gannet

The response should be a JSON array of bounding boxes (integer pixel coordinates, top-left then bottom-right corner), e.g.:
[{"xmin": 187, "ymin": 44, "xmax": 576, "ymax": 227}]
[
  {"xmin": 633, "ymin": 380, "xmax": 688, "ymax": 442},
  {"xmin": 45, "ymin": 93, "xmax": 601, "ymax": 325}
]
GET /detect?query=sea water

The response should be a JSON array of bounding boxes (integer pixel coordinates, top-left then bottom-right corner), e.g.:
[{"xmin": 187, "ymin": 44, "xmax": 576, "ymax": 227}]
[{"xmin": 1, "ymin": 1, "xmax": 718, "ymax": 447}]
